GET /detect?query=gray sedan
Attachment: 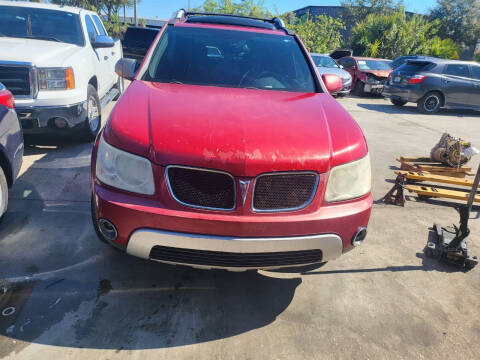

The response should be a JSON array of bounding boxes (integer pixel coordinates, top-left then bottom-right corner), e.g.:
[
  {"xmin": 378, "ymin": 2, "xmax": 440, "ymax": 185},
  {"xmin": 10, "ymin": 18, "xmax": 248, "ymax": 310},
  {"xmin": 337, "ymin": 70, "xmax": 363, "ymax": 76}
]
[
  {"xmin": 0, "ymin": 82, "xmax": 23, "ymax": 218},
  {"xmin": 310, "ymin": 53, "xmax": 352, "ymax": 95}
]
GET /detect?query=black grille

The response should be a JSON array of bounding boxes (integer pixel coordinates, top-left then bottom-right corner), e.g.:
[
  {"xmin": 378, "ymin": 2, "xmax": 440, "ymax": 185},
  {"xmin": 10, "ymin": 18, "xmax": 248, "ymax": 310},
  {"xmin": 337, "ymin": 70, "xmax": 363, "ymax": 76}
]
[
  {"xmin": 253, "ymin": 173, "xmax": 317, "ymax": 211},
  {"xmin": 149, "ymin": 246, "xmax": 323, "ymax": 268},
  {"xmin": 0, "ymin": 65, "xmax": 31, "ymax": 96},
  {"xmin": 167, "ymin": 167, "xmax": 235, "ymax": 210}
]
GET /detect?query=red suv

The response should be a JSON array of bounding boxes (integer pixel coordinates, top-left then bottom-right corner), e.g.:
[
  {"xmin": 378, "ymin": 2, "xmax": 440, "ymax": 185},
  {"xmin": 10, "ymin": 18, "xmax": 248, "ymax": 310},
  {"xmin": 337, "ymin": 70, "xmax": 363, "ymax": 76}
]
[
  {"xmin": 91, "ymin": 11, "xmax": 372, "ymax": 271},
  {"xmin": 332, "ymin": 50, "xmax": 392, "ymax": 96}
]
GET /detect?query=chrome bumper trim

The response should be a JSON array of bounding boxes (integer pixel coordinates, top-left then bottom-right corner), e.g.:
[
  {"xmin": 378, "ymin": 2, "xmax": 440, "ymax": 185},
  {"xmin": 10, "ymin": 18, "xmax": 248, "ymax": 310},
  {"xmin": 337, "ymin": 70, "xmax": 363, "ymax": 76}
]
[{"xmin": 127, "ymin": 229, "xmax": 343, "ymax": 270}]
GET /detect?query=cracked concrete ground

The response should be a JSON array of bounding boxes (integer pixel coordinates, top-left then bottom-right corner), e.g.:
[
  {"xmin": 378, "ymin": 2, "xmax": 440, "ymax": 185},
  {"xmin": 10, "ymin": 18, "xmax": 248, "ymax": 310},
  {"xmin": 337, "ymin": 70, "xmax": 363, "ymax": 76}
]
[{"xmin": 0, "ymin": 94, "xmax": 479, "ymax": 359}]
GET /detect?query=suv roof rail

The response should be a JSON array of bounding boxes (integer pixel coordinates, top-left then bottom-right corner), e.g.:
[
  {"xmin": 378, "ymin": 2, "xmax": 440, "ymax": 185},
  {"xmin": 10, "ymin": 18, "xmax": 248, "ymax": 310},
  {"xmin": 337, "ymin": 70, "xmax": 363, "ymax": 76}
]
[{"xmin": 171, "ymin": 10, "xmax": 293, "ymax": 34}]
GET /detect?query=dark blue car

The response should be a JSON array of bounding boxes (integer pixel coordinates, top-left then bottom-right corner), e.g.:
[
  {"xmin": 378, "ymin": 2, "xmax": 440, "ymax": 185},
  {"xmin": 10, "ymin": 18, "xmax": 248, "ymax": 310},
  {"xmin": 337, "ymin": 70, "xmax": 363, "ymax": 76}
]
[{"xmin": 0, "ymin": 82, "xmax": 23, "ymax": 218}]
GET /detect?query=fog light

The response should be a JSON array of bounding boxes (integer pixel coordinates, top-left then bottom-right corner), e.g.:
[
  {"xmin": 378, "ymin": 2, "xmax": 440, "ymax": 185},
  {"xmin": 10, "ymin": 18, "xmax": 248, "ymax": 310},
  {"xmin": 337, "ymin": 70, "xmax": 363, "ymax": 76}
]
[
  {"xmin": 352, "ymin": 227, "xmax": 367, "ymax": 247},
  {"xmin": 53, "ymin": 117, "xmax": 68, "ymax": 128},
  {"xmin": 98, "ymin": 219, "xmax": 118, "ymax": 241}
]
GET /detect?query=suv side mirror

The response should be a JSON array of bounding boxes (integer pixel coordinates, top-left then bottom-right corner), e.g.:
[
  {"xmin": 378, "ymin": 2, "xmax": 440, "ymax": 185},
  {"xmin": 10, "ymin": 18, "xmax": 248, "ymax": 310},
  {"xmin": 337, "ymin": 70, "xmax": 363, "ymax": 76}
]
[
  {"xmin": 92, "ymin": 35, "xmax": 115, "ymax": 49},
  {"xmin": 351, "ymin": 65, "xmax": 357, "ymax": 71},
  {"xmin": 115, "ymin": 58, "xmax": 138, "ymax": 80},
  {"xmin": 322, "ymin": 74, "xmax": 343, "ymax": 94}
]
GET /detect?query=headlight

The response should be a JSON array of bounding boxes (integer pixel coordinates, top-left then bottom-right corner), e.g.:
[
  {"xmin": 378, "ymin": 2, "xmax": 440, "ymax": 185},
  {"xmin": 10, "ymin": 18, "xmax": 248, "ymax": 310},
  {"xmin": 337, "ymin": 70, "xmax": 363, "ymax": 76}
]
[
  {"xmin": 96, "ymin": 136, "xmax": 155, "ymax": 195},
  {"xmin": 38, "ymin": 67, "xmax": 75, "ymax": 90},
  {"xmin": 325, "ymin": 154, "xmax": 371, "ymax": 202}
]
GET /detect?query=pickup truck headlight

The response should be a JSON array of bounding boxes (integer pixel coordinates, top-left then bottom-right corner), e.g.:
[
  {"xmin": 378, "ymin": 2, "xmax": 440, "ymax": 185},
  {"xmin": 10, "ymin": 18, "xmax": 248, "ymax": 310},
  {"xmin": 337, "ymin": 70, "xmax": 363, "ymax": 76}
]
[
  {"xmin": 96, "ymin": 136, "xmax": 155, "ymax": 195},
  {"xmin": 38, "ymin": 67, "xmax": 75, "ymax": 90},
  {"xmin": 325, "ymin": 154, "xmax": 371, "ymax": 202}
]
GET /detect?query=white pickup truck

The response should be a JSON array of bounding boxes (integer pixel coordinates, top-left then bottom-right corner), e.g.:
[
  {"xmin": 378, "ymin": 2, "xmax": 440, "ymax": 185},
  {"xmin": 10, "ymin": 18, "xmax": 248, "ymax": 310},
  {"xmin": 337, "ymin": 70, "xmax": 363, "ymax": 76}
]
[{"xmin": 0, "ymin": 1, "xmax": 122, "ymax": 141}]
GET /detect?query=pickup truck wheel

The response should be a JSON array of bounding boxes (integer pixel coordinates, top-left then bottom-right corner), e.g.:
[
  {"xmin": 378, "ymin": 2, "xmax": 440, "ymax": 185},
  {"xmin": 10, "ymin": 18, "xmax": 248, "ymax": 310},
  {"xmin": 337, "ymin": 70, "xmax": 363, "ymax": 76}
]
[
  {"xmin": 354, "ymin": 81, "xmax": 365, "ymax": 96},
  {"xmin": 0, "ymin": 167, "xmax": 8, "ymax": 220},
  {"xmin": 80, "ymin": 85, "xmax": 101, "ymax": 142}
]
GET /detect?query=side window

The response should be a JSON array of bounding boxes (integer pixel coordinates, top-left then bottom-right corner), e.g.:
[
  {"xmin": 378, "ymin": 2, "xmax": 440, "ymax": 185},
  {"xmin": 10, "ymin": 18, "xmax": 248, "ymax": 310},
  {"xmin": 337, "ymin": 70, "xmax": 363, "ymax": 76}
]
[
  {"xmin": 346, "ymin": 58, "xmax": 355, "ymax": 69},
  {"xmin": 85, "ymin": 15, "xmax": 97, "ymax": 42},
  {"xmin": 92, "ymin": 15, "xmax": 107, "ymax": 36},
  {"xmin": 471, "ymin": 66, "xmax": 480, "ymax": 80},
  {"xmin": 444, "ymin": 64, "xmax": 470, "ymax": 78}
]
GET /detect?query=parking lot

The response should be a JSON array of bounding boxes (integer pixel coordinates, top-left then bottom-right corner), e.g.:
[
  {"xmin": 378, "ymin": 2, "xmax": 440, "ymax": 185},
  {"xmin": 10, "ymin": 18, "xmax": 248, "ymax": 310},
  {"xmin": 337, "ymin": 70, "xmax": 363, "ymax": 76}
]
[{"xmin": 0, "ymin": 94, "xmax": 479, "ymax": 359}]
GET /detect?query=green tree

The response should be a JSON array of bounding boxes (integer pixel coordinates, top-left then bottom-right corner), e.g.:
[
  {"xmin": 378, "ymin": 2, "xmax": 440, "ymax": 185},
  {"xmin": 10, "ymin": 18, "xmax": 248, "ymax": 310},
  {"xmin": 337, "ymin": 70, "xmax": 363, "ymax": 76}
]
[
  {"xmin": 341, "ymin": 0, "xmax": 403, "ymax": 25},
  {"xmin": 350, "ymin": 9, "xmax": 458, "ymax": 59},
  {"xmin": 284, "ymin": 14, "xmax": 345, "ymax": 53},
  {"xmin": 430, "ymin": 0, "xmax": 480, "ymax": 50},
  {"xmin": 191, "ymin": 0, "xmax": 272, "ymax": 17}
]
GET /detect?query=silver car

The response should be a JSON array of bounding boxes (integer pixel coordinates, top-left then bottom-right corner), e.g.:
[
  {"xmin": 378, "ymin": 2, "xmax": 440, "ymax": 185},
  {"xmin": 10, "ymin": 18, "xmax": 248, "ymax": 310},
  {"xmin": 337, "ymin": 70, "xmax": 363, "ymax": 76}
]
[{"xmin": 311, "ymin": 53, "xmax": 352, "ymax": 95}]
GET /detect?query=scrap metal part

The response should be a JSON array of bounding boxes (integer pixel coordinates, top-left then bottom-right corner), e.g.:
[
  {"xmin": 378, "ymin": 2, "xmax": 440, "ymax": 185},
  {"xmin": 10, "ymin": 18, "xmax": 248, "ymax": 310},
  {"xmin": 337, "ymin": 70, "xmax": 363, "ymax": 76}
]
[{"xmin": 430, "ymin": 133, "xmax": 478, "ymax": 167}]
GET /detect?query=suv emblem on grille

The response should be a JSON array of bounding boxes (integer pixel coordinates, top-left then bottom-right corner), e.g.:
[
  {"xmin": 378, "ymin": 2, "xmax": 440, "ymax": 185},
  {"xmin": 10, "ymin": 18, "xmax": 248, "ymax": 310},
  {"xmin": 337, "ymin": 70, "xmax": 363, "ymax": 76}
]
[{"xmin": 239, "ymin": 180, "xmax": 251, "ymax": 205}]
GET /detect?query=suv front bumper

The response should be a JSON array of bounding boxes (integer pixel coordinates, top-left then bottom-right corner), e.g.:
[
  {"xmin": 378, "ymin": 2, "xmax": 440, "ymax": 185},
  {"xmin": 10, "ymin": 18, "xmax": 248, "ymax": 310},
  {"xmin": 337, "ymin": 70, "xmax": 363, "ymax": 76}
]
[
  {"xmin": 15, "ymin": 101, "xmax": 86, "ymax": 134},
  {"xmin": 93, "ymin": 181, "xmax": 372, "ymax": 270}
]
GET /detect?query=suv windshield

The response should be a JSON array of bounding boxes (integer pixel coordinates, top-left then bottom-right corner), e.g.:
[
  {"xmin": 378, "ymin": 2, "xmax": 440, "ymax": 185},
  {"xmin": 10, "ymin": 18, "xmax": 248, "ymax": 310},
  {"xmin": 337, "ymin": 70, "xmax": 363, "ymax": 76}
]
[
  {"xmin": 358, "ymin": 59, "xmax": 391, "ymax": 71},
  {"xmin": 311, "ymin": 55, "xmax": 339, "ymax": 68},
  {"xmin": 0, "ymin": 6, "xmax": 84, "ymax": 46},
  {"xmin": 144, "ymin": 26, "xmax": 317, "ymax": 93}
]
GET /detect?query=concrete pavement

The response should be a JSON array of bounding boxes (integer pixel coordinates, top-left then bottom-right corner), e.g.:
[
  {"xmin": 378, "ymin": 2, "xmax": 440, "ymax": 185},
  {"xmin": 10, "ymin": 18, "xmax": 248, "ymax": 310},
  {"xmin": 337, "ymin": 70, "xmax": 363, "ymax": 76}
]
[{"xmin": 0, "ymin": 95, "xmax": 479, "ymax": 359}]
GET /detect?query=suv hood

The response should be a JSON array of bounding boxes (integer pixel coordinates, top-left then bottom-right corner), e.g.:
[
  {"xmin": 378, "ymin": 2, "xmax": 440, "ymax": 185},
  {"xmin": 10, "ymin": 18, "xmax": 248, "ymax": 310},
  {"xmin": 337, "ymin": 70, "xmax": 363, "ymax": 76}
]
[
  {"xmin": 316, "ymin": 67, "xmax": 351, "ymax": 81},
  {"xmin": 0, "ymin": 37, "xmax": 79, "ymax": 67},
  {"xmin": 105, "ymin": 81, "xmax": 367, "ymax": 177}
]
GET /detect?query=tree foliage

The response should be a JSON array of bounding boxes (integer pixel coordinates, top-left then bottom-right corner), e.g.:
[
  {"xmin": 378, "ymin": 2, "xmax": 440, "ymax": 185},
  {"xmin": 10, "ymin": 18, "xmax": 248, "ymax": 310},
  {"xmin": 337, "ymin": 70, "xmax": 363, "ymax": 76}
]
[
  {"xmin": 191, "ymin": 0, "xmax": 272, "ymax": 17},
  {"xmin": 340, "ymin": 0, "xmax": 403, "ymax": 25},
  {"xmin": 284, "ymin": 14, "xmax": 345, "ymax": 53},
  {"xmin": 430, "ymin": 0, "xmax": 480, "ymax": 49},
  {"xmin": 50, "ymin": 0, "xmax": 139, "ymax": 21},
  {"xmin": 350, "ymin": 9, "xmax": 459, "ymax": 59}
]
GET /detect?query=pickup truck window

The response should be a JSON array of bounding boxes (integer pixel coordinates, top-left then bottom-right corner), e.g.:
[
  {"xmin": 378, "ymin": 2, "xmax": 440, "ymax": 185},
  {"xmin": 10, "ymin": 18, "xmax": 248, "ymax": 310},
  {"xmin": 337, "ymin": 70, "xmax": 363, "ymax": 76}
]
[
  {"xmin": 85, "ymin": 15, "xmax": 98, "ymax": 42},
  {"xmin": 92, "ymin": 15, "xmax": 107, "ymax": 36},
  {"xmin": 0, "ymin": 5, "xmax": 84, "ymax": 46},
  {"xmin": 144, "ymin": 26, "xmax": 316, "ymax": 93}
]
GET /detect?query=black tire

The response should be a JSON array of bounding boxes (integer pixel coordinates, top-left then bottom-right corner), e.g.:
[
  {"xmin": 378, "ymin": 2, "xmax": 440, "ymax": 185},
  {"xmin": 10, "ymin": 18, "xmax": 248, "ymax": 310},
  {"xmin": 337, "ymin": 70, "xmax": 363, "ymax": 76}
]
[
  {"xmin": 391, "ymin": 99, "xmax": 407, "ymax": 107},
  {"xmin": 0, "ymin": 167, "xmax": 7, "ymax": 219},
  {"xmin": 417, "ymin": 91, "xmax": 442, "ymax": 114},
  {"xmin": 354, "ymin": 81, "xmax": 365, "ymax": 96},
  {"xmin": 113, "ymin": 76, "xmax": 123, "ymax": 101},
  {"xmin": 79, "ymin": 85, "xmax": 101, "ymax": 142}
]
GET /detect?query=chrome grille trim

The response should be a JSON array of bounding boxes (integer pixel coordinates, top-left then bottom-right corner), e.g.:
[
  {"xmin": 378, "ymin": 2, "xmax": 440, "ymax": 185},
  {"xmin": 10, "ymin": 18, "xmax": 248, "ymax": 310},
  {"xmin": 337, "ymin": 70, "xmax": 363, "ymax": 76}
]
[
  {"xmin": 165, "ymin": 165, "xmax": 237, "ymax": 211},
  {"xmin": 0, "ymin": 60, "xmax": 38, "ymax": 99},
  {"xmin": 252, "ymin": 171, "xmax": 319, "ymax": 213}
]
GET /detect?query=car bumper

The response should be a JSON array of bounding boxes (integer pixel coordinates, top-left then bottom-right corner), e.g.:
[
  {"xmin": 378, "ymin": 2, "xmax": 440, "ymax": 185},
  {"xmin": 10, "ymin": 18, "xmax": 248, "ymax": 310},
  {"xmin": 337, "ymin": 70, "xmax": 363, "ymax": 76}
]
[
  {"xmin": 93, "ymin": 182, "xmax": 373, "ymax": 270},
  {"xmin": 127, "ymin": 229, "xmax": 343, "ymax": 271},
  {"xmin": 383, "ymin": 84, "xmax": 423, "ymax": 102},
  {"xmin": 15, "ymin": 101, "xmax": 87, "ymax": 134},
  {"xmin": 364, "ymin": 83, "xmax": 385, "ymax": 93}
]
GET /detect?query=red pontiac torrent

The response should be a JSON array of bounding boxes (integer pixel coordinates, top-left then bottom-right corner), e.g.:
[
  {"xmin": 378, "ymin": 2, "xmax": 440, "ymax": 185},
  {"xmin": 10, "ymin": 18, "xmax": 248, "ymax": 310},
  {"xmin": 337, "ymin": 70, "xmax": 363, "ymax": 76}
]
[{"xmin": 91, "ymin": 11, "xmax": 372, "ymax": 271}]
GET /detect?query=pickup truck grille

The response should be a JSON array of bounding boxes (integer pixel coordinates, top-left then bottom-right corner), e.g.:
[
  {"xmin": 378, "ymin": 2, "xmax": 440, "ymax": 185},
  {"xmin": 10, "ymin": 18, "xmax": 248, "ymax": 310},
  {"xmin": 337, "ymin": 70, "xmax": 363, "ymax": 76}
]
[
  {"xmin": 0, "ymin": 65, "xmax": 32, "ymax": 97},
  {"xmin": 166, "ymin": 166, "xmax": 236, "ymax": 210},
  {"xmin": 253, "ymin": 173, "xmax": 318, "ymax": 212},
  {"xmin": 149, "ymin": 246, "xmax": 323, "ymax": 268}
]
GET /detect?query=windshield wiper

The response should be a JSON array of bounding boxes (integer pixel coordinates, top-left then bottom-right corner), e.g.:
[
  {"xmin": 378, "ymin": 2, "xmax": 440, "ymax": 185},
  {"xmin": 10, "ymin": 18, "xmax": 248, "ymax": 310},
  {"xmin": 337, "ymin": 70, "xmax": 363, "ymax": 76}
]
[{"xmin": 168, "ymin": 80, "xmax": 184, "ymax": 85}]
